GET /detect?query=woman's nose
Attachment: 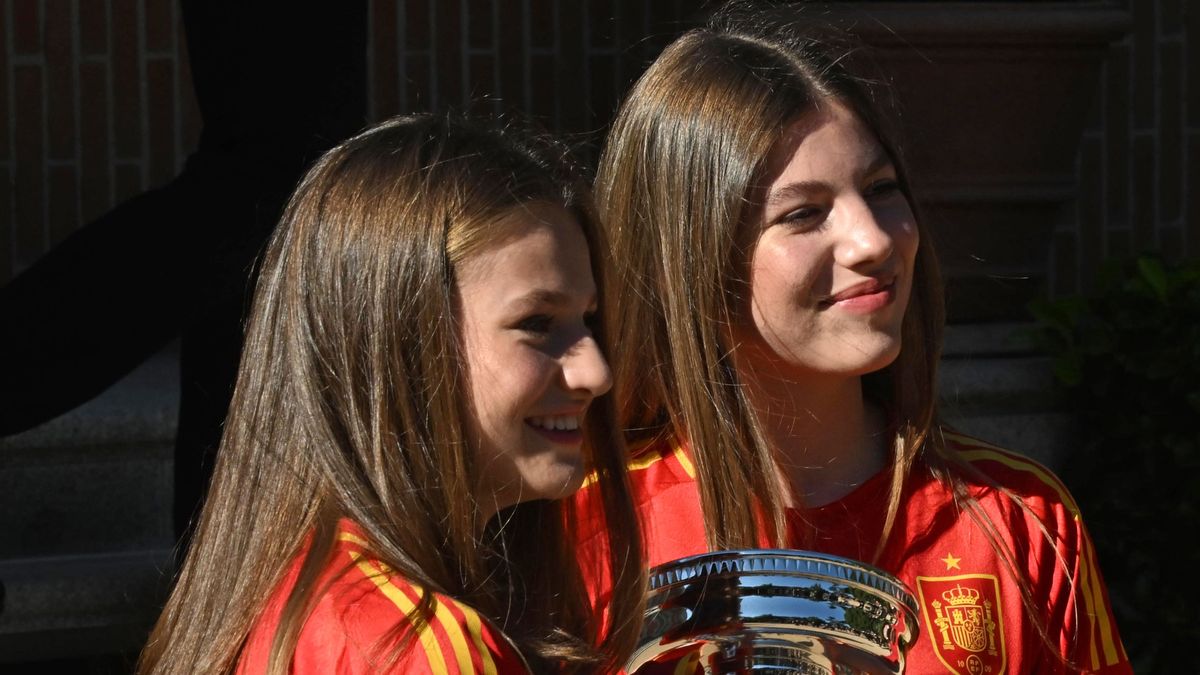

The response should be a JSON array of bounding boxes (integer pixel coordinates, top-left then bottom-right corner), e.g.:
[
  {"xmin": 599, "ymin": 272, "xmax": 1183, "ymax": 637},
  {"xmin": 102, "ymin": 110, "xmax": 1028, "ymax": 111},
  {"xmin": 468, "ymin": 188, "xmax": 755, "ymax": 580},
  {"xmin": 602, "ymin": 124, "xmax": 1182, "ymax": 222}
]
[
  {"xmin": 835, "ymin": 197, "xmax": 898, "ymax": 269},
  {"xmin": 562, "ymin": 335, "xmax": 613, "ymax": 398}
]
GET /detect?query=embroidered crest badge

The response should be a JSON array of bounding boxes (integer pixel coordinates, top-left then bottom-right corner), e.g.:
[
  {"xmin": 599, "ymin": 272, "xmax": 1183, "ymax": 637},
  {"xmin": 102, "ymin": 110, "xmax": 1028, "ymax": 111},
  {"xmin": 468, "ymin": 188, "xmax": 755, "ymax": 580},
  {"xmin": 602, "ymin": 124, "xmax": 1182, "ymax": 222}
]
[{"xmin": 916, "ymin": 574, "xmax": 1007, "ymax": 675}]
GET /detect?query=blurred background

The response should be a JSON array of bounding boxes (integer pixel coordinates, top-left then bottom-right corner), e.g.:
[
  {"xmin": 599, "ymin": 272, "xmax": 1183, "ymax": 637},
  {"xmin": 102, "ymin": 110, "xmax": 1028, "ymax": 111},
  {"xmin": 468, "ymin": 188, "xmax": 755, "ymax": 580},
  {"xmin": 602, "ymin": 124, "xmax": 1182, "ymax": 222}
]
[{"xmin": 0, "ymin": 1, "xmax": 1195, "ymax": 672}]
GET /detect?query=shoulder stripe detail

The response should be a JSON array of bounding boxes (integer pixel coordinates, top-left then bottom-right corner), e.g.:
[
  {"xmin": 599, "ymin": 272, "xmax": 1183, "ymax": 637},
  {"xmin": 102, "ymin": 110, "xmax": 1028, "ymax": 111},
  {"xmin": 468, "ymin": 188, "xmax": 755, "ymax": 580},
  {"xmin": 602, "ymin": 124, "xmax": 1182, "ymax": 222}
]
[
  {"xmin": 345, "ymin": 550, "xmax": 448, "ymax": 674},
  {"xmin": 955, "ymin": 447, "xmax": 1081, "ymax": 518},
  {"xmin": 1078, "ymin": 541, "xmax": 1103, "ymax": 670},
  {"xmin": 952, "ymin": 445, "xmax": 1124, "ymax": 667},
  {"xmin": 405, "ymin": 576, "xmax": 476, "ymax": 674},
  {"xmin": 458, "ymin": 603, "xmax": 498, "ymax": 675},
  {"xmin": 336, "ymin": 528, "xmax": 510, "ymax": 672},
  {"xmin": 1081, "ymin": 536, "xmax": 1122, "ymax": 666},
  {"xmin": 338, "ymin": 531, "xmax": 369, "ymax": 548}
]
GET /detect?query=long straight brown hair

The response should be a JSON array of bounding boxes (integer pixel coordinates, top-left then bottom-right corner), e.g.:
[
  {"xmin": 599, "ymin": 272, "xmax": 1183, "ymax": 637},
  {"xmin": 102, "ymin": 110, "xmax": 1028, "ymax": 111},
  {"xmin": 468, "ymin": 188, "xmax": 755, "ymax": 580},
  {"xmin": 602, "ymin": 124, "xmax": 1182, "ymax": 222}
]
[
  {"xmin": 139, "ymin": 113, "xmax": 644, "ymax": 674},
  {"xmin": 594, "ymin": 5, "xmax": 1066, "ymax": 659},
  {"xmin": 596, "ymin": 10, "xmax": 942, "ymax": 552}
]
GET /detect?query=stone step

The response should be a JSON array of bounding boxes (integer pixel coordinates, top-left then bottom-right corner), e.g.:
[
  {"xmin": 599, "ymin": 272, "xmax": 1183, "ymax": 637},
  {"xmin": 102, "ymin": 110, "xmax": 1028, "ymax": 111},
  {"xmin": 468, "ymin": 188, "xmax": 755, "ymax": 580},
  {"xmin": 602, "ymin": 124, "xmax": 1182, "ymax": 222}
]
[
  {"xmin": 0, "ymin": 549, "xmax": 172, "ymax": 663},
  {"xmin": 0, "ymin": 346, "xmax": 177, "ymax": 663},
  {"xmin": 939, "ymin": 323, "xmax": 1074, "ymax": 468}
]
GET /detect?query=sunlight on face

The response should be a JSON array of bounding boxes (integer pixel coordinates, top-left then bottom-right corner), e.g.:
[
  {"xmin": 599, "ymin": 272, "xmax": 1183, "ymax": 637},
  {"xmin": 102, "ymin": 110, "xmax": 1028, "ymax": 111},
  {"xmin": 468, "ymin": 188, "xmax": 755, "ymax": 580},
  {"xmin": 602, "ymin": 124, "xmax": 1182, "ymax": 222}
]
[
  {"xmin": 735, "ymin": 101, "xmax": 919, "ymax": 380},
  {"xmin": 456, "ymin": 202, "xmax": 612, "ymax": 517}
]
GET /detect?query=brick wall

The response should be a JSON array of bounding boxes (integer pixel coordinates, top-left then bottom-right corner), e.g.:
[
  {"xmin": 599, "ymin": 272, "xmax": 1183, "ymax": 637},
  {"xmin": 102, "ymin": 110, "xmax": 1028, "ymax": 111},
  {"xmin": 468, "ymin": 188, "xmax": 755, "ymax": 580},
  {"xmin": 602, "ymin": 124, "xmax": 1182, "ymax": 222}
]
[
  {"xmin": 1, "ymin": 1, "xmax": 1195, "ymax": 295},
  {"xmin": 1055, "ymin": 0, "xmax": 1199, "ymax": 293},
  {"xmin": 0, "ymin": 0, "xmax": 201, "ymax": 284},
  {"xmin": 364, "ymin": 0, "xmax": 700, "ymax": 151}
]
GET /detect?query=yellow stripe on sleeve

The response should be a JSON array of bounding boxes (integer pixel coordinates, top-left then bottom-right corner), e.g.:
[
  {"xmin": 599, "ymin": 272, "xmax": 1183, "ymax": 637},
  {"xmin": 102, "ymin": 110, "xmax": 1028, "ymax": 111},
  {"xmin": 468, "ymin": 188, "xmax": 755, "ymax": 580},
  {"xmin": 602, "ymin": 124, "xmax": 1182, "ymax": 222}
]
[
  {"xmin": 338, "ymin": 531, "xmax": 370, "ymax": 548},
  {"xmin": 346, "ymin": 551, "xmax": 449, "ymax": 675},
  {"xmin": 1077, "ymin": 543, "xmax": 1102, "ymax": 670},
  {"xmin": 1083, "ymin": 536, "xmax": 1121, "ymax": 666},
  {"xmin": 426, "ymin": 596, "xmax": 485, "ymax": 675},
  {"xmin": 956, "ymin": 446, "xmax": 1081, "ymax": 518},
  {"xmin": 343, "ymin": 537, "xmax": 487, "ymax": 675},
  {"xmin": 956, "ymin": 445, "xmax": 1123, "ymax": 667},
  {"xmin": 455, "ymin": 599, "xmax": 499, "ymax": 675}
]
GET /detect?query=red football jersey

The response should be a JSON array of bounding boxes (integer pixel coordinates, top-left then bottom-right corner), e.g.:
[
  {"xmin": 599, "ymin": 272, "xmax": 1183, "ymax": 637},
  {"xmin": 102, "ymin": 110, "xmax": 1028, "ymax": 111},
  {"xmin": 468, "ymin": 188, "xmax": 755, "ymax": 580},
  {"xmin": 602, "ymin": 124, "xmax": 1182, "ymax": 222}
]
[
  {"xmin": 576, "ymin": 430, "xmax": 1131, "ymax": 675},
  {"xmin": 238, "ymin": 521, "xmax": 529, "ymax": 674}
]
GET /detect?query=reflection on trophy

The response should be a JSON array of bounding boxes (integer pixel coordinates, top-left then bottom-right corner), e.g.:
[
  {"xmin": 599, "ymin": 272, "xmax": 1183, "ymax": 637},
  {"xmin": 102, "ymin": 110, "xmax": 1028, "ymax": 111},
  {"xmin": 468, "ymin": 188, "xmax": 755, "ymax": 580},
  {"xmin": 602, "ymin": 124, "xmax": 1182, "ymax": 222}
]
[{"xmin": 627, "ymin": 550, "xmax": 919, "ymax": 674}]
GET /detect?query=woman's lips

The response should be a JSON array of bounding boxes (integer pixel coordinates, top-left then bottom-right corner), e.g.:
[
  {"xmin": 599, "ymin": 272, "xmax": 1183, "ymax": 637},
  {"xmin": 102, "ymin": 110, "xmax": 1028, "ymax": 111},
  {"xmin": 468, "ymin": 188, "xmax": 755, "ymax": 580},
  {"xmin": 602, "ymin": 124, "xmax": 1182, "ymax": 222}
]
[
  {"xmin": 822, "ymin": 278, "xmax": 896, "ymax": 313},
  {"xmin": 525, "ymin": 413, "xmax": 585, "ymax": 445},
  {"xmin": 525, "ymin": 423, "xmax": 584, "ymax": 445}
]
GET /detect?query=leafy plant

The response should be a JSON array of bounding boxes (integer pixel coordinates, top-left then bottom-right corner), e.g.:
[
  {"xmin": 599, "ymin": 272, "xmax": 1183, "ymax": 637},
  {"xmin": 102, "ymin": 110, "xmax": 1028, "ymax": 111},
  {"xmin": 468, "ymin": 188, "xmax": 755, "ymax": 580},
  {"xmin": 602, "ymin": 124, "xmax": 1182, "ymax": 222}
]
[{"xmin": 1029, "ymin": 255, "xmax": 1200, "ymax": 672}]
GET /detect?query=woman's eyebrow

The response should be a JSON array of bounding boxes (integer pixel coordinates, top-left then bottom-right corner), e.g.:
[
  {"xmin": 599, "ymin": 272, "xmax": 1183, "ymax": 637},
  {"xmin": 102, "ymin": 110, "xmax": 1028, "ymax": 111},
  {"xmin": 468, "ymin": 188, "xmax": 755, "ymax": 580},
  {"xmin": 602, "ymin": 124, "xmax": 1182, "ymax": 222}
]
[
  {"xmin": 764, "ymin": 147, "xmax": 895, "ymax": 207},
  {"xmin": 766, "ymin": 181, "xmax": 824, "ymax": 207},
  {"xmin": 507, "ymin": 288, "xmax": 599, "ymax": 311},
  {"xmin": 508, "ymin": 288, "xmax": 571, "ymax": 308}
]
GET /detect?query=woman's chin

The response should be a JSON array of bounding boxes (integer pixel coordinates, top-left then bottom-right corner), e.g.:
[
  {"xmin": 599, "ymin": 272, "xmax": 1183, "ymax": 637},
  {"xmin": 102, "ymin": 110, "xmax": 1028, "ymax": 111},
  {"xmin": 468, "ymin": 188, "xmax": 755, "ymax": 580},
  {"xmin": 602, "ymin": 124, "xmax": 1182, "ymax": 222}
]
[
  {"xmin": 491, "ymin": 457, "xmax": 587, "ymax": 509},
  {"xmin": 530, "ymin": 461, "xmax": 588, "ymax": 501}
]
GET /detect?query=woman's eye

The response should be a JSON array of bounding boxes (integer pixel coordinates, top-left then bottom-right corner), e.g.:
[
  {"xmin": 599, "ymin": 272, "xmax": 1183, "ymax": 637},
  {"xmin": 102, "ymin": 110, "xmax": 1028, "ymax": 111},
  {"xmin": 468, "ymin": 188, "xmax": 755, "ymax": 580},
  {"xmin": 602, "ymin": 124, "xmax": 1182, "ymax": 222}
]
[
  {"xmin": 865, "ymin": 178, "xmax": 900, "ymax": 199},
  {"xmin": 777, "ymin": 204, "xmax": 829, "ymax": 233},
  {"xmin": 515, "ymin": 314, "xmax": 553, "ymax": 334},
  {"xmin": 782, "ymin": 206, "xmax": 822, "ymax": 225}
]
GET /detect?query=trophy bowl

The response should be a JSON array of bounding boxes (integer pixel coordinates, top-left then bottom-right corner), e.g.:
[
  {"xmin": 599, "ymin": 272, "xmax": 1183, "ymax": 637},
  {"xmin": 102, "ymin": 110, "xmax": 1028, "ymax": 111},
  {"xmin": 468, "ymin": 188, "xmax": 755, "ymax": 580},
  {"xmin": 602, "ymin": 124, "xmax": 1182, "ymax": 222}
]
[{"xmin": 626, "ymin": 550, "xmax": 919, "ymax": 674}]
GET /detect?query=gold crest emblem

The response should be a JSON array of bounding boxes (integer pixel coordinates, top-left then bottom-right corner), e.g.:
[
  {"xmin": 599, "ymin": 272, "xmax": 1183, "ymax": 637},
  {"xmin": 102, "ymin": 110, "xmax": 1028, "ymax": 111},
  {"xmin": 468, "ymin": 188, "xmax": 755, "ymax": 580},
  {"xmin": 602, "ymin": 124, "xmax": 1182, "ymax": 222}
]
[{"xmin": 916, "ymin": 574, "xmax": 1006, "ymax": 675}]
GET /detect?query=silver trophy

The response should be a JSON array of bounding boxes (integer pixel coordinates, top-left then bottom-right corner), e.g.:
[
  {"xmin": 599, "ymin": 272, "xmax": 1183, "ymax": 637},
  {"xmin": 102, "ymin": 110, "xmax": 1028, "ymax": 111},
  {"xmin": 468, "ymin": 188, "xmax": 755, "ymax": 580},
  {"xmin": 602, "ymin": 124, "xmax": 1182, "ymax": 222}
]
[{"xmin": 627, "ymin": 550, "xmax": 919, "ymax": 674}]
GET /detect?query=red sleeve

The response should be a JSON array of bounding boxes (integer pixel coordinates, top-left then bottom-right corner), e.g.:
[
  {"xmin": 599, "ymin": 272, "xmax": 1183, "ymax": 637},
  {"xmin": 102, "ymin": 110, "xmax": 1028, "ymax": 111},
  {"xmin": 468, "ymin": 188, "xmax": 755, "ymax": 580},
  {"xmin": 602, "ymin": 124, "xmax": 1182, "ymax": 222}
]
[
  {"xmin": 952, "ymin": 437, "xmax": 1132, "ymax": 675},
  {"xmin": 239, "ymin": 531, "xmax": 529, "ymax": 674},
  {"xmin": 1052, "ymin": 514, "xmax": 1131, "ymax": 675},
  {"xmin": 286, "ymin": 593, "xmax": 523, "ymax": 674},
  {"xmin": 299, "ymin": 549, "xmax": 527, "ymax": 674}
]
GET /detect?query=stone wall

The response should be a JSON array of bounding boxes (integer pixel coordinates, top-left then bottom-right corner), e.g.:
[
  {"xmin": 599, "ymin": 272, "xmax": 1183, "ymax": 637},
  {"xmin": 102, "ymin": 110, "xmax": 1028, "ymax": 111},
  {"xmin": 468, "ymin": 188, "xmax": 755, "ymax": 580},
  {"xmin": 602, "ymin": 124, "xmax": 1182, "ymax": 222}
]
[{"xmin": 1056, "ymin": 0, "xmax": 1200, "ymax": 294}]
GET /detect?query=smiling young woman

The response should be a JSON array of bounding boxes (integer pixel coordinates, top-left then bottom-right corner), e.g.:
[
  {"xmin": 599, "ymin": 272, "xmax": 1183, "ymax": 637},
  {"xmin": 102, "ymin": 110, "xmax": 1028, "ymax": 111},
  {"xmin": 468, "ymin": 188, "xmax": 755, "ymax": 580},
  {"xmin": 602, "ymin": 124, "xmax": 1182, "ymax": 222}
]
[
  {"xmin": 137, "ymin": 114, "xmax": 644, "ymax": 674},
  {"xmin": 573, "ymin": 6, "xmax": 1132, "ymax": 674},
  {"xmin": 458, "ymin": 201, "xmax": 613, "ymax": 517},
  {"xmin": 729, "ymin": 100, "xmax": 921, "ymax": 509},
  {"xmin": 740, "ymin": 102, "xmax": 917, "ymax": 379}
]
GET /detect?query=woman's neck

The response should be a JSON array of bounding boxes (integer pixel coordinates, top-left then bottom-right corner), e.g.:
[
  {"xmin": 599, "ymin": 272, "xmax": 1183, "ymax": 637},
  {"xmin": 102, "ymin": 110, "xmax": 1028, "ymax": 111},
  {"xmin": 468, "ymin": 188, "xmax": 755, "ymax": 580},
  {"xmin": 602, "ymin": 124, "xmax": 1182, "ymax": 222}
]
[{"xmin": 742, "ymin": 367, "xmax": 888, "ymax": 508}]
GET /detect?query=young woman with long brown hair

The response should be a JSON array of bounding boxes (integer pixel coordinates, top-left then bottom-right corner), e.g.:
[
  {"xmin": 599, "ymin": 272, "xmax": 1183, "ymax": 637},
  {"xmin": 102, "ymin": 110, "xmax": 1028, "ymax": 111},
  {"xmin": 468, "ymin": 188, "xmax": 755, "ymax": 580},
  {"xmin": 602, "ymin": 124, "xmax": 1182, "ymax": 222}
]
[
  {"xmin": 574, "ymin": 7, "xmax": 1131, "ymax": 674},
  {"xmin": 138, "ymin": 113, "xmax": 644, "ymax": 674}
]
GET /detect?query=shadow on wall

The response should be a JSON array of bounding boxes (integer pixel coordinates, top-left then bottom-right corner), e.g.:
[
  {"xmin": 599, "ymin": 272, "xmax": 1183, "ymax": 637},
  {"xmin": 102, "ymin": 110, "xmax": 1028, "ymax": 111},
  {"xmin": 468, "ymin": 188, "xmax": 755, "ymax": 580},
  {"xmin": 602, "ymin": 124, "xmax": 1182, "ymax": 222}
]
[{"xmin": 0, "ymin": 2, "xmax": 369, "ymax": 666}]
